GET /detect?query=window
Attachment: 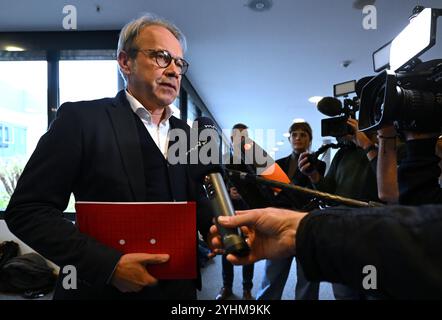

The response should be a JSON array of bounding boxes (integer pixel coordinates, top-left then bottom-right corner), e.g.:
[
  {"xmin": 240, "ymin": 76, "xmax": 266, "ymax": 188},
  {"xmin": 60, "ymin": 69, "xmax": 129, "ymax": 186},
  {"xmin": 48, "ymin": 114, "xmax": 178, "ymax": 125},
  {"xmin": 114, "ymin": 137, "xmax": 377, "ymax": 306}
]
[
  {"xmin": 59, "ymin": 52, "xmax": 120, "ymax": 212},
  {"xmin": 59, "ymin": 60, "xmax": 119, "ymax": 104},
  {"xmin": 0, "ymin": 61, "xmax": 48, "ymax": 210},
  {"xmin": 187, "ymin": 97, "xmax": 201, "ymax": 127},
  {"xmin": 170, "ymin": 97, "xmax": 181, "ymax": 119}
]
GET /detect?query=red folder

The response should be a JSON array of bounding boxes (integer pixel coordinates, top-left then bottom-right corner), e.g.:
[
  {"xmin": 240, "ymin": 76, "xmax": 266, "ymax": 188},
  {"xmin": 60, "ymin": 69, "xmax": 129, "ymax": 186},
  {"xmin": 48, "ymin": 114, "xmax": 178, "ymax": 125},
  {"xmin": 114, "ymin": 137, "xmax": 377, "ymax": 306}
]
[{"xmin": 75, "ymin": 201, "xmax": 196, "ymax": 279}]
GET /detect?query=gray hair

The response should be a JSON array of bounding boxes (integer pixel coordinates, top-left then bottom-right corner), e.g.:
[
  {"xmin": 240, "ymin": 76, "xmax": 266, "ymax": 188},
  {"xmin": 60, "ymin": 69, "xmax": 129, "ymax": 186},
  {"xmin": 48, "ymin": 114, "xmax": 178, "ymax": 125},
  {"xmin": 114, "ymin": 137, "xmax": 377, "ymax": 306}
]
[{"xmin": 117, "ymin": 13, "xmax": 187, "ymax": 81}]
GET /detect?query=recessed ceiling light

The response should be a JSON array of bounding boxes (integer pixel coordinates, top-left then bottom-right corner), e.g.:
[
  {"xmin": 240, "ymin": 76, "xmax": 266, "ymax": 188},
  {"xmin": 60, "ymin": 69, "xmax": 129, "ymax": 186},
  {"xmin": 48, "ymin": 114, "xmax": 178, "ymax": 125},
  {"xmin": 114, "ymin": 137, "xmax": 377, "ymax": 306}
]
[
  {"xmin": 293, "ymin": 118, "xmax": 305, "ymax": 123},
  {"xmin": 308, "ymin": 96, "xmax": 323, "ymax": 104},
  {"xmin": 276, "ymin": 141, "xmax": 284, "ymax": 146},
  {"xmin": 5, "ymin": 46, "xmax": 25, "ymax": 51},
  {"xmin": 272, "ymin": 147, "xmax": 279, "ymax": 152},
  {"xmin": 246, "ymin": 0, "xmax": 273, "ymax": 12},
  {"xmin": 283, "ymin": 133, "xmax": 290, "ymax": 138}
]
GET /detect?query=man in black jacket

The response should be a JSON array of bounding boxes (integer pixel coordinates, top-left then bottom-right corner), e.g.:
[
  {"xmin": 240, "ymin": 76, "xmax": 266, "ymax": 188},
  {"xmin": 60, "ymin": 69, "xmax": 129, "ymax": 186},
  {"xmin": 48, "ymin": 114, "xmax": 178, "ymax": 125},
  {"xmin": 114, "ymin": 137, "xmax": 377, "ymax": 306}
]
[
  {"xmin": 5, "ymin": 14, "xmax": 212, "ymax": 299},
  {"xmin": 209, "ymin": 204, "xmax": 442, "ymax": 299}
]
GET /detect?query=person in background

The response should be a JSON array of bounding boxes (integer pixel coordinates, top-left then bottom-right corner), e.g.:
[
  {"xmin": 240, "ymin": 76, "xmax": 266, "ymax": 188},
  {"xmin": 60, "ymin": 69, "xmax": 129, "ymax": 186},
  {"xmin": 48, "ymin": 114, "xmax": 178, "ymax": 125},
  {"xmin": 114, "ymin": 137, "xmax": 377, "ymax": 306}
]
[
  {"xmin": 257, "ymin": 121, "xmax": 325, "ymax": 300},
  {"xmin": 215, "ymin": 123, "xmax": 255, "ymax": 300}
]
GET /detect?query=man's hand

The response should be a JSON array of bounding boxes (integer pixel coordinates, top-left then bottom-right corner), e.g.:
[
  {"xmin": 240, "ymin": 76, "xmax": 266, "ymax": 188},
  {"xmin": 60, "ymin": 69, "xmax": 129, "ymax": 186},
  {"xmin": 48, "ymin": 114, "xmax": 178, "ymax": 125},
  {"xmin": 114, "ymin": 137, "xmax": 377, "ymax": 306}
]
[
  {"xmin": 209, "ymin": 208, "xmax": 308, "ymax": 265},
  {"xmin": 110, "ymin": 253, "xmax": 169, "ymax": 293},
  {"xmin": 347, "ymin": 118, "xmax": 372, "ymax": 149}
]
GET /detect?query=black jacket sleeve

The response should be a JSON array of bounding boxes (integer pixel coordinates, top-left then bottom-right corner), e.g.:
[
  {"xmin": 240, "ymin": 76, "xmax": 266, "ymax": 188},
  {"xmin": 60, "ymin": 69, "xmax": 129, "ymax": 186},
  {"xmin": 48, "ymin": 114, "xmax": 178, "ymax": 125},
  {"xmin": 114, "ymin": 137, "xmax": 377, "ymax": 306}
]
[
  {"xmin": 5, "ymin": 103, "xmax": 122, "ymax": 288},
  {"xmin": 296, "ymin": 204, "xmax": 442, "ymax": 299},
  {"xmin": 398, "ymin": 138, "xmax": 442, "ymax": 205}
]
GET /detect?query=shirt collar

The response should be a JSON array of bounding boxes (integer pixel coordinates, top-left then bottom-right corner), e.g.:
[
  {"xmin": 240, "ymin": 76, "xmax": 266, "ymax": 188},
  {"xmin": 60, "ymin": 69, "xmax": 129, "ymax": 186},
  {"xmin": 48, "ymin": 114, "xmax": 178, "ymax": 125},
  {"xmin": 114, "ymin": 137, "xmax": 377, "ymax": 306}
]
[{"xmin": 125, "ymin": 90, "xmax": 174, "ymax": 125}]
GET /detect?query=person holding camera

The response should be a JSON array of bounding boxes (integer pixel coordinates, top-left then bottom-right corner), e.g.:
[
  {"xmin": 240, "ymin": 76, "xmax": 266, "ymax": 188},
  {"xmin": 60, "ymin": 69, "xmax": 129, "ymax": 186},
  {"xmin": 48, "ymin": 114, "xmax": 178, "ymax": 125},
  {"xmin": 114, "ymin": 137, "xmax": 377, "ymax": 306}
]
[
  {"xmin": 298, "ymin": 118, "xmax": 380, "ymax": 300},
  {"xmin": 377, "ymin": 124, "xmax": 442, "ymax": 205},
  {"xmin": 257, "ymin": 121, "xmax": 326, "ymax": 300},
  {"xmin": 298, "ymin": 118, "xmax": 378, "ymax": 202}
]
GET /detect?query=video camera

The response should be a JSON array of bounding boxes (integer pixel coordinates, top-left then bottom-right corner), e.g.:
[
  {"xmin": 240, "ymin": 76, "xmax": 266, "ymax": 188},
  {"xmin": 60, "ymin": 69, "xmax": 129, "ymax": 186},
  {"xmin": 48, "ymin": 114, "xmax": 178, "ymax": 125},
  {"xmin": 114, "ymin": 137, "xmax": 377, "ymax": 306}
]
[
  {"xmin": 359, "ymin": 6, "xmax": 442, "ymax": 133},
  {"xmin": 316, "ymin": 80, "xmax": 360, "ymax": 138}
]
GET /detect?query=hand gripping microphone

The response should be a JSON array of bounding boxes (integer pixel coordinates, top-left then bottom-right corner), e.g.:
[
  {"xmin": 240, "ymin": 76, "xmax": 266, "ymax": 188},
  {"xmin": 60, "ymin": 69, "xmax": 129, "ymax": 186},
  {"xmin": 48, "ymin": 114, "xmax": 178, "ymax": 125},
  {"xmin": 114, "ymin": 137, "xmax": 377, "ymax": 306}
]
[{"xmin": 190, "ymin": 117, "xmax": 250, "ymax": 257}]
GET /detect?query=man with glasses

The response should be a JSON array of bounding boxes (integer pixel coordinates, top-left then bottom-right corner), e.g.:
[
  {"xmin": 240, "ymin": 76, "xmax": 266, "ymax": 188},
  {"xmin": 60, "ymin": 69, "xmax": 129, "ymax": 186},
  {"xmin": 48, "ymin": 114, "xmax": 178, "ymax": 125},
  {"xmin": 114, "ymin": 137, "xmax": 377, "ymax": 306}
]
[{"xmin": 5, "ymin": 14, "xmax": 212, "ymax": 300}]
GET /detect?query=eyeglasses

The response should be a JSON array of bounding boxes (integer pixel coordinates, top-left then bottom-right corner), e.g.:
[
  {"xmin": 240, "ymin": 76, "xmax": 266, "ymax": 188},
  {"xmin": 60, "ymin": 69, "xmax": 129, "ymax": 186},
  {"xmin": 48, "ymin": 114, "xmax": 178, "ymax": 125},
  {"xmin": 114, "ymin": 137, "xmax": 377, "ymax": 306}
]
[{"xmin": 133, "ymin": 48, "xmax": 189, "ymax": 75}]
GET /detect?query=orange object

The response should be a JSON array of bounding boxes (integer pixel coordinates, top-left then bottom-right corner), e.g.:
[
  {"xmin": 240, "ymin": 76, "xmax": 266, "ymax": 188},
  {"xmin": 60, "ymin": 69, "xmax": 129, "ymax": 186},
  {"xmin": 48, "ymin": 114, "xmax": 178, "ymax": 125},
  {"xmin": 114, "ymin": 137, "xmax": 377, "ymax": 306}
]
[{"xmin": 260, "ymin": 163, "xmax": 291, "ymax": 193}]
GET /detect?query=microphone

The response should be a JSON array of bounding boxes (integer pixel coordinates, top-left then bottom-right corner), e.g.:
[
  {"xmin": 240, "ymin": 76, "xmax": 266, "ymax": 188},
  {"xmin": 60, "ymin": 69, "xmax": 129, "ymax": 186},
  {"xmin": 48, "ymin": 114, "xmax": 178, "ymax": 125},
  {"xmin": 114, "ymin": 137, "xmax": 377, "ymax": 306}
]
[
  {"xmin": 225, "ymin": 169, "xmax": 383, "ymax": 208},
  {"xmin": 191, "ymin": 117, "xmax": 249, "ymax": 257},
  {"xmin": 317, "ymin": 97, "xmax": 343, "ymax": 117}
]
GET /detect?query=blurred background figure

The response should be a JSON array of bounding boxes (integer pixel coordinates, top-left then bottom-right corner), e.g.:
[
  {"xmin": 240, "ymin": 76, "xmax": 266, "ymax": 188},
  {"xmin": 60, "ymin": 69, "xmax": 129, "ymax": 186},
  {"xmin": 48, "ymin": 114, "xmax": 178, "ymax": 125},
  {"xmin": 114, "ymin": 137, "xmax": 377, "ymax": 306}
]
[
  {"xmin": 257, "ymin": 121, "xmax": 326, "ymax": 300},
  {"xmin": 216, "ymin": 123, "xmax": 255, "ymax": 300}
]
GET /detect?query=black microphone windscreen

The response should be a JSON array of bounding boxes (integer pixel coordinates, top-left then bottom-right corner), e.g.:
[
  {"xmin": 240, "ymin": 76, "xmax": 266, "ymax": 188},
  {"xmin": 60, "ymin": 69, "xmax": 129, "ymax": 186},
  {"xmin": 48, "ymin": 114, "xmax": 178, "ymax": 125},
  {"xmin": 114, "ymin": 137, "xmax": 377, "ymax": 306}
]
[
  {"xmin": 317, "ymin": 97, "xmax": 343, "ymax": 117},
  {"xmin": 189, "ymin": 116, "xmax": 223, "ymax": 181},
  {"xmin": 192, "ymin": 116, "xmax": 218, "ymax": 134}
]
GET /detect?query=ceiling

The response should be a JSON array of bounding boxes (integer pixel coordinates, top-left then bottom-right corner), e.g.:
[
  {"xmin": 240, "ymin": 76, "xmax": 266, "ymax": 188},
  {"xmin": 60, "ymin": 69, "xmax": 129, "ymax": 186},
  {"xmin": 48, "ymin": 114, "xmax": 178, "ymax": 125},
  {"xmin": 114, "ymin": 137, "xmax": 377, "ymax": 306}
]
[{"xmin": 0, "ymin": 0, "xmax": 441, "ymax": 156}]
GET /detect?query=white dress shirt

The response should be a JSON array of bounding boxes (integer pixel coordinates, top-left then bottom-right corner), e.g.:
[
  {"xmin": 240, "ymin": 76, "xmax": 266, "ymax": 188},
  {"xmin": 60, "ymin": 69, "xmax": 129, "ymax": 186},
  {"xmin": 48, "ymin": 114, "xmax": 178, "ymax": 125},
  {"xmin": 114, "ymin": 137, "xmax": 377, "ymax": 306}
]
[{"xmin": 125, "ymin": 90, "xmax": 174, "ymax": 158}]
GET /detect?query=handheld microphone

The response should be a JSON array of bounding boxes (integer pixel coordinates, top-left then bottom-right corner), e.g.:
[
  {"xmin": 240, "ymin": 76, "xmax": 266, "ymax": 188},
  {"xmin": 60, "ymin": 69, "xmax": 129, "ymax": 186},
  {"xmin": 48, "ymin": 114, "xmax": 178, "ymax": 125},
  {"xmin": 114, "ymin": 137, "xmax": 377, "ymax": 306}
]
[{"xmin": 191, "ymin": 117, "xmax": 249, "ymax": 257}]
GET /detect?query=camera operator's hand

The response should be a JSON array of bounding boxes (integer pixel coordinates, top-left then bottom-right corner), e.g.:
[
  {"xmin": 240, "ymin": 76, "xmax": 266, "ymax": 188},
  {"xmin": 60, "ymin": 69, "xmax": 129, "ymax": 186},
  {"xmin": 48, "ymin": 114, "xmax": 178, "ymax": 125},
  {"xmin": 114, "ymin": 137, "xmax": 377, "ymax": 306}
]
[
  {"xmin": 209, "ymin": 208, "xmax": 307, "ymax": 265},
  {"xmin": 377, "ymin": 124, "xmax": 397, "ymax": 138},
  {"xmin": 347, "ymin": 118, "xmax": 372, "ymax": 149},
  {"xmin": 377, "ymin": 125, "xmax": 399, "ymax": 204},
  {"xmin": 298, "ymin": 152, "xmax": 321, "ymax": 183}
]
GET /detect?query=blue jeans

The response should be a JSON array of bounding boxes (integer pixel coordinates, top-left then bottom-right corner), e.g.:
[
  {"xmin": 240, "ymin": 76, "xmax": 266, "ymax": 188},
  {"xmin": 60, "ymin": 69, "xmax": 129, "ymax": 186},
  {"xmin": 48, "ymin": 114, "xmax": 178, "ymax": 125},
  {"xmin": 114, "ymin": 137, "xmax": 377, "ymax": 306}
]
[
  {"xmin": 257, "ymin": 257, "xmax": 319, "ymax": 300},
  {"xmin": 222, "ymin": 255, "xmax": 254, "ymax": 290}
]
